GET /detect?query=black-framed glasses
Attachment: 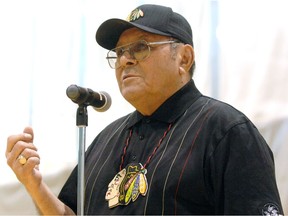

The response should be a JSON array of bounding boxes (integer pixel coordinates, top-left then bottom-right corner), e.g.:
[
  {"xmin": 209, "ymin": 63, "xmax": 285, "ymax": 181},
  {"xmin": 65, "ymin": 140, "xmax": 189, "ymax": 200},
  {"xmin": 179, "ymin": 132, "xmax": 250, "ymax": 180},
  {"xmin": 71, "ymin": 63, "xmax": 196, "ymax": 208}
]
[{"xmin": 106, "ymin": 40, "xmax": 177, "ymax": 69}]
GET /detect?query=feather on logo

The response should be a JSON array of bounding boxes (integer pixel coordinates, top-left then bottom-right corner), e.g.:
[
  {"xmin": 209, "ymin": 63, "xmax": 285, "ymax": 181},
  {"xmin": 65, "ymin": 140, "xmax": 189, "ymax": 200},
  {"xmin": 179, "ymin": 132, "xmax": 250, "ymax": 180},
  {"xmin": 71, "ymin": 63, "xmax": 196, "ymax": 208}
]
[{"xmin": 126, "ymin": 8, "xmax": 144, "ymax": 22}]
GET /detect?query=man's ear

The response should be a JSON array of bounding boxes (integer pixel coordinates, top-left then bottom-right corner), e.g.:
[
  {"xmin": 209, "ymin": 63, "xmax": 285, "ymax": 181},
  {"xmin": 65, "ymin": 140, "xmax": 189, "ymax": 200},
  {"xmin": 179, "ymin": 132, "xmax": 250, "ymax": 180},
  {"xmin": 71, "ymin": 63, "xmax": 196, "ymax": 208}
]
[{"xmin": 179, "ymin": 44, "xmax": 194, "ymax": 75}]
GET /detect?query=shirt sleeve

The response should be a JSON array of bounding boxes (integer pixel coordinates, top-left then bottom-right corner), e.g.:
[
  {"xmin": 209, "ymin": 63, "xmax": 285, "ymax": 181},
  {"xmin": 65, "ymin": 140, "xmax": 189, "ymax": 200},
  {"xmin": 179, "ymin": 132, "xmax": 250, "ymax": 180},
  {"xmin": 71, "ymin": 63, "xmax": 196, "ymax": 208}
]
[
  {"xmin": 58, "ymin": 165, "xmax": 78, "ymax": 214},
  {"xmin": 210, "ymin": 121, "xmax": 284, "ymax": 215}
]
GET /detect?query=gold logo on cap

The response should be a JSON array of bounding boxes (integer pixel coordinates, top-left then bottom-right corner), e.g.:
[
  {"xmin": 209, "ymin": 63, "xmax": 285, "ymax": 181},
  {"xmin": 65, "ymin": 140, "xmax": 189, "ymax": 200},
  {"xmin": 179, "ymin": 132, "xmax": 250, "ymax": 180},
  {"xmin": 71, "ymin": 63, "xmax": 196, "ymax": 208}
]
[{"xmin": 126, "ymin": 8, "xmax": 144, "ymax": 22}]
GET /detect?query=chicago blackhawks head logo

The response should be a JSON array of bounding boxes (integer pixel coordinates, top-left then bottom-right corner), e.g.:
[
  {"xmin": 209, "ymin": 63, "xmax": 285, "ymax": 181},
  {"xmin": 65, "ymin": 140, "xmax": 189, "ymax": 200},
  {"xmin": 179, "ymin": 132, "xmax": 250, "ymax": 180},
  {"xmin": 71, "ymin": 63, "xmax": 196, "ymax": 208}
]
[{"xmin": 105, "ymin": 163, "xmax": 148, "ymax": 208}]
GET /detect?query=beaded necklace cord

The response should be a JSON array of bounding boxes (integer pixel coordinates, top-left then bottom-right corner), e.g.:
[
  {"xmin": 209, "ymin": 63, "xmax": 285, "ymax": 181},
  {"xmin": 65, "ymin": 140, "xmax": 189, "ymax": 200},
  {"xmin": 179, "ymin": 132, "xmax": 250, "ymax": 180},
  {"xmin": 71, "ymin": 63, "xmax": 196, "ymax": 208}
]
[{"xmin": 119, "ymin": 123, "xmax": 173, "ymax": 171}]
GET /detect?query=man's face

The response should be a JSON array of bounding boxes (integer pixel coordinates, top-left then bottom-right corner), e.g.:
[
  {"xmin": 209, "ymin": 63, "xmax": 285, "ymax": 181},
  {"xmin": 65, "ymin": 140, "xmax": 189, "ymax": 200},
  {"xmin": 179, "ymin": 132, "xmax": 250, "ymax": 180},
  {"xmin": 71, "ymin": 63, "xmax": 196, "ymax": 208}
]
[
  {"xmin": 105, "ymin": 169, "xmax": 126, "ymax": 201},
  {"xmin": 114, "ymin": 28, "xmax": 184, "ymax": 115}
]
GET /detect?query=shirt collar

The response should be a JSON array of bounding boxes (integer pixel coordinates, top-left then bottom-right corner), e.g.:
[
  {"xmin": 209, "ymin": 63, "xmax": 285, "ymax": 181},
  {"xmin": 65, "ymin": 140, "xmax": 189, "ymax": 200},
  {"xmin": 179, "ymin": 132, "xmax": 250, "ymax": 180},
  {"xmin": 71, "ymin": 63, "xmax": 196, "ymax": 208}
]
[{"xmin": 127, "ymin": 79, "xmax": 202, "ymax": 128}]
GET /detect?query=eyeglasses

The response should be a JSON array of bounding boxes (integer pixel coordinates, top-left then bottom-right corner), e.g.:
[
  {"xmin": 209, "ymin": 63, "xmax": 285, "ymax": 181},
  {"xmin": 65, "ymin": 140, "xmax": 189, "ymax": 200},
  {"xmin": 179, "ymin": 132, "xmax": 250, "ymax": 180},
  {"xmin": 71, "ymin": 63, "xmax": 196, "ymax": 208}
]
[{"xmin": 106, "ymin": 40, "xmax": 177, "ymax": 69}]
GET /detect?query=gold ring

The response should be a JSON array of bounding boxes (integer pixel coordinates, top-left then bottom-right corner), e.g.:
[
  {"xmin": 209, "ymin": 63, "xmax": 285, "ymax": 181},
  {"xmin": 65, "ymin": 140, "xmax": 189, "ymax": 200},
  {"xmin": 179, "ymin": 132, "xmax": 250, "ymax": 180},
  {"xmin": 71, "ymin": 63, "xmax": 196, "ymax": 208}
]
[{"xmin": 18, "ymin": 154, "xmax": 27, "ymax": 165}]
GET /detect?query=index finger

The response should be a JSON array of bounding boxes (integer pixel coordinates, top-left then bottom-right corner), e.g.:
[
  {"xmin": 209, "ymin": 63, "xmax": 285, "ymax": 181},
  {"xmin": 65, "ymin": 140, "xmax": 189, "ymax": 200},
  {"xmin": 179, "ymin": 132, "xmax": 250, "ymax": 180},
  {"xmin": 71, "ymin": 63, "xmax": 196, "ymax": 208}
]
[{"xmin": 6, "ymin": 132, "xmax": 34, "ymax": 154}]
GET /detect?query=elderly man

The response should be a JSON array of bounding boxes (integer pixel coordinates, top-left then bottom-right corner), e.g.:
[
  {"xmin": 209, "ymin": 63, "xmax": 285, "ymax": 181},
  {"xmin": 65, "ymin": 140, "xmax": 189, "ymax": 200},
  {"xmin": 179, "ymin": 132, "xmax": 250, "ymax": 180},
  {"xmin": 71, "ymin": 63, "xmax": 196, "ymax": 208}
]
[{"xmin": 6, "ymin": 4, "xmax": 283, "ymax": 215}]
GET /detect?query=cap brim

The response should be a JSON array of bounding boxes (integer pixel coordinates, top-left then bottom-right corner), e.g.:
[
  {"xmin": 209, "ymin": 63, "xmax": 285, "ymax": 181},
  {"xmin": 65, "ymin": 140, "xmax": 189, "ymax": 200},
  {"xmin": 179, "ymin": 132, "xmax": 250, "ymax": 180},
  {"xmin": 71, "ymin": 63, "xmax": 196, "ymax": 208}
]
[{"xmin": 96, "ymin": 18, "xmax": 171, "ymax": 50}]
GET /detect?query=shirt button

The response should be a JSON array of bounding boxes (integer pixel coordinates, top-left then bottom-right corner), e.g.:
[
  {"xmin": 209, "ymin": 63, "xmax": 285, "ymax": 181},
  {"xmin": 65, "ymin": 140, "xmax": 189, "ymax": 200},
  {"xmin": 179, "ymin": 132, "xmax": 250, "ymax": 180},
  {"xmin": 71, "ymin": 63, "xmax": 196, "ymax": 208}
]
[
  {"xmin": 139, "ymin": 135, "xmax": 144, "ymax": 140},
  {"xmin": 132, "ymin": 155, "xmax": 137, "ymax": 160}
]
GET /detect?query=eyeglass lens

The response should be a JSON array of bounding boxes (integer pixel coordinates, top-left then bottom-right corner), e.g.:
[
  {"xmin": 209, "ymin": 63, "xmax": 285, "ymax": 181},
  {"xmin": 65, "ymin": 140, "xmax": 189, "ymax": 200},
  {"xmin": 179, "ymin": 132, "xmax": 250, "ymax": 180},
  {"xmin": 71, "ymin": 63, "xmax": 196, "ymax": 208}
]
[{"xmin": 107, "ymin": 40, "xmax": 150, "ymax": 69}]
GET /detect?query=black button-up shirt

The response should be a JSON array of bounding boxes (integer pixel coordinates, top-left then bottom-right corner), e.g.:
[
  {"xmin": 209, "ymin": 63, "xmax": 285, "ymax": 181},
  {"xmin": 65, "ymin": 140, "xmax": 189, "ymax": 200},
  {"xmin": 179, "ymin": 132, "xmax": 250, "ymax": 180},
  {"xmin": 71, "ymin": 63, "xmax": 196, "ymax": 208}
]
[{"xmin": 59, "ymin": 80, "xmax": 283, "ymax": 215}]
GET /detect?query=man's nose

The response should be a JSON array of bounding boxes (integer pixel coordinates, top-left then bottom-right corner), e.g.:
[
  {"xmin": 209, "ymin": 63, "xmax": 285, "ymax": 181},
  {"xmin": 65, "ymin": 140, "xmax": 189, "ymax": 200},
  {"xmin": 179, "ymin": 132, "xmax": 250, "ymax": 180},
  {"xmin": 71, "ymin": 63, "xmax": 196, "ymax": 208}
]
[{"xmin": 118, "ymin": 51, "xmax": 137, "ymax": 67}]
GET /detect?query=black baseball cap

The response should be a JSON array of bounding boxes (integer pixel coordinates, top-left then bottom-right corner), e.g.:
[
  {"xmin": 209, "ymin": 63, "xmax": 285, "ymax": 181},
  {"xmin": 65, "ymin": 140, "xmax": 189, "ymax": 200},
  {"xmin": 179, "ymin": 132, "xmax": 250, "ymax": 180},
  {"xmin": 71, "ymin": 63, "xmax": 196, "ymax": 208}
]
[{"xmin": 96, "ymin": 4, "xmax": 193, "ymax": 50}]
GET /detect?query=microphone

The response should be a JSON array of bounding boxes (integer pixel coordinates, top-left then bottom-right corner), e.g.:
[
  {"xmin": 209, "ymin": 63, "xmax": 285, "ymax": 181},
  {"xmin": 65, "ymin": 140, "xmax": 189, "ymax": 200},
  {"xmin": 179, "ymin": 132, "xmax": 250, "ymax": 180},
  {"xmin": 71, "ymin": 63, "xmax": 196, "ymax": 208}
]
[{"xmin": 66, "ymin": 84, "xmax": 112, "ymax": 112}]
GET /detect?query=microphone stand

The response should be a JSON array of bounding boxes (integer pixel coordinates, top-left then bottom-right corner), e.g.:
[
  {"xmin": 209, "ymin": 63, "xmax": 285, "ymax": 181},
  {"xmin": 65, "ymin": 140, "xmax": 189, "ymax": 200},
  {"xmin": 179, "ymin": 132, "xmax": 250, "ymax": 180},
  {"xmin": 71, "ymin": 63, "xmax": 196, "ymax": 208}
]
[
  {"xmin": 66, "ymin": 84, "xmax": 111, "ymax": 215},
  {"xmin": 76, "ymin": 104, "xmax": 88, "ymax": 216}
]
